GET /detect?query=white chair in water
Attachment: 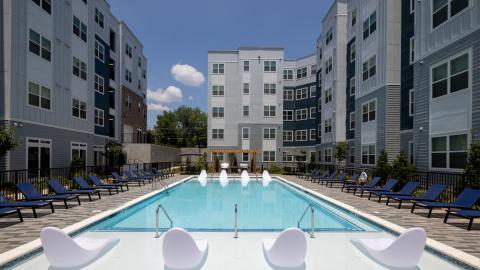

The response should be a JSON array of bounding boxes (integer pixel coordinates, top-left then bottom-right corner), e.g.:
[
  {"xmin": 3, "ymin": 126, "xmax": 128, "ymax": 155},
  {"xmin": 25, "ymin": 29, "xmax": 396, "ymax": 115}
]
[
  {"xmin": 263, "ymin": 228, "xmax": 307, "ymax": 268},
  {"xmin": 353, "ymin": 227, "xmax": 426, "ymax": 268},
  {"xmin": 241, "ymin": 170, "xmax": 250, "ymax": 187},
  {"xmin": 262, "ymin": 170, "xmax": 272, "ymax": 187},
  {"xmin": 198, "ymin": 170, "xmax": 207, "ymax": 186},
  {"xmin": 40, "ymin": 227, "xmax": 119, "ymax": 268},
  {"xmin": 219, "ymin": 169, "xmax": 229, "ymax": 187},
  {"xmin": 162, "ymin": 228, "xmax": 208, "ymax": 270}
]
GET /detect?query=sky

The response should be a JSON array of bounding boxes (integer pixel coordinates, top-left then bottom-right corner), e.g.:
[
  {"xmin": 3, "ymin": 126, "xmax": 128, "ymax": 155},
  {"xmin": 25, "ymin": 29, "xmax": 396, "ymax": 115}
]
[{"xmin": 109, "ymin": 0, "xmax": 334, "ymax": 128}]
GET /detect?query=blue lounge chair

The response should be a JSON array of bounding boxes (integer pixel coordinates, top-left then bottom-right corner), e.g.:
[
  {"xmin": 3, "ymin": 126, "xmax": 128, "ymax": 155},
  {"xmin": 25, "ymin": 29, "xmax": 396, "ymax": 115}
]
[
  {"xmin": 356, "ymin": 179, "xmax": 399, "ymax": 198},
  {"xmin": 152, "ymin": 168, "xmax": 173, "ymax": 178},
  {"xmin": 149, "ymin": 168, "xmax": 168, "ymax": 179},
  {"xmin": 0, "ymin": 207, "xmax": 23, "ymax": 222},
  {"xmin": 325, "ymin": 173, "xmax": 349, "ymax": 188},
  {"xmin": 342, "ymin": 176, "xmax": 382, "ymax": 193},
  {"xmin": 112, "ymin": 172, "xmax": 144, "ymax": 186},
  {"xmin": 88, "ymin": 175, "xmax": 127, "ymax": 191},
  {"xmin": 16, "ymin": 183, "xmax": 80, "ymax": 209},
  {"xmin": 368, "ymin": 182, "xmax": 420, "ymax": 202},
  {"xmin": 314, "ymin": 170, "xmax": 337, "ymax": 184},
  {"xmin": 135, "ymin": 170, "xmax": 156, "ymax": 181},
  {"xmin": 145, "ymin": 169, "xmax": 166, "ymax": 180},
  {"xmin": 125, "ymin": 171, "xmax": 151, "ymax": 183},
  {"xmin": 47, "ymin": 179, "xmax": 101, "ymax": 201},
  {"xmin": 73, "ymin": 177, "xmax": 118, "ymax": 195},
  {"xmin": 444, "ymin": 209, "xmax": 480, "ymax": 230},
  {"xmin": 412, "ymin": 188, "xmax": 480, "ymax": 218},
  {"xmin": 0, "ymin": 192, "xmax": 54, "ymax": 217},
  {"xmin": 300, "ymin": 169, "xmax": 319, "ymax": 179},
  {"xmin": 386, "ymin": 184, "xmax": 447, "ymax": 208}
]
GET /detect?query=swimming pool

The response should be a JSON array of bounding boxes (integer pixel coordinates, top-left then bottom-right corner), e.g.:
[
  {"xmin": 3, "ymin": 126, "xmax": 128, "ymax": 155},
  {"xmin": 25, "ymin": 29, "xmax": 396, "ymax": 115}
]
[{"xmin": 93, "ymin": 178, "xmax": 376, "ymax": 232}]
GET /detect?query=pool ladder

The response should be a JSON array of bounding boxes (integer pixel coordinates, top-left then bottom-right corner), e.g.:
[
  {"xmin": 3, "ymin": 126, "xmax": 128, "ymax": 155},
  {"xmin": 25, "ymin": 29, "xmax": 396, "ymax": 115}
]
[
  {"xmin": 297, "ymin": 203, "xmax": 315, "ymax": 238},
  {"xmin": 152, "ymin": 177, "xmax": 168, "ymax": 192},
  {"xmin": 234, "ymin": 203, "xmax": 238, "ymax": 238},
  {"xmin": 155, "ymin": 204, "xmax": 173, "ymax": 238}
]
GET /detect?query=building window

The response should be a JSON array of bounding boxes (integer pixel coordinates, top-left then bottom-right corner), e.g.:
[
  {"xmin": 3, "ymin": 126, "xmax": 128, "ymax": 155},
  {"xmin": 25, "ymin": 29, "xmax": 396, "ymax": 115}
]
[
  {"xmin": 212, "ymin": 107, "xmax": 224, "ymax": 118},
  {"xmin": 95, "ymin": 8, "xmax": 104, "ymax": 28},
  {"xmin": 283, "ymin": 110, "xmax": 293, "ymax": 121},
  {"xmin": 243, "ymin": 61, "xmax": 249, "ymax": 72},
  {"xmin": 351, "ymin": 41, "xmax": 356, "ymax": 62},
  {"xmin": 283, "ymin": 131, "xmax": 293, "ymax": 142},
  {"xmin": 350, "ymin": 112, "xmax": 355, "ymax": 130},
  {"xmin": 410, "ymin": 0, "xmax": 415, "ymax": 13},
  {"xmin": 361, "ymin": 144, "xmax": 376, "ymax": 165},
  {"xmin": 432, "ymin": 52, "xmax": 469, "ymax": 99},
  {"xmin": 310, "ymin": 86, "xmax": 316, "ymax": 98},
  {"xmin": 126, "ymin": 95, "xmax": 132, "ymax": 109},
  {"xmin": 125, "ymin": 44, "xmax": 132, "ymax": 58},
  {"xmin": 264, "ymin": 106, "xmax": 276, "ymax": 117},
  {"xmin": 363, "ymin": 11, "xmax": 377, "ymax": 40},
  {"xmin": 94, "ymin": 108, "xmax": 104, "ymax": 126},
  {"xmin": 93, "ymin": 145, "xmax": 105, "ymax": 166},
  {"xmin": 243, "ymin": 83, "xmax": 249, "ymax": 94},
  {"xmin": 264, "ymin": 61, "xmax": 276, "ymax": 72},
  {"xmin": 72, "ymin": 98, "xmax": 87, "ymax": 119},
  {"xmin": 349, "ymin": 147, "xmax": 355, "ymax": 164},
  {"xmin": 324, "ymin": 148, "xmax": 332, "ymax": 163},
  {"xmin": 409, "ymin": 37, "xmax": 415, "ymax": 64},
  {"xmin": 432, "ymin": 0, "xmax": 469, "ymax": 29},
  {"xmin": 310, "ymin": 129, "xmax": 316, "ymax": 141},
  {"xmin": 213, "ymin": 63, "xmax": 224, "ymax": 74},
  {"xmin": 351, "ymin": 9, "xmax": 357, "ymax": 26},
  {"xmin": 409, "ymin": 141, "xmax": 414, "ymax": 164},
  {"xmin": 362, "ymin": 100, "xmax": 376, "ymax": 123},
  {"xmin": 243, "ymin": 105, "xmax": 249, "ymax": 117},
  {"xmin": 263, "ymin": 151, "xmax": 276, "ymax": 162},
  {"xmin": 26, "ymin": 137, "xmax": 51, "ymax": 178},
  {"xmin": 95, "ymin": 40, "xmax": 105, "ymax": 62},
  {"xmin": 283, "ymin": 69, "xmax": 293, "ymax": 80},
  {"xmin": 212, "ymin": 85, "xmax": 224, "ymax": 96},
  {"xmin": 325, "ymin": 88, "xmax": 332, "ymax": 103},
  {"xmin": 212, "ymin": 129, "xmax": 224, "ymax": 139},
  {"xmin": 242, "ymin": 128, "xmax": 249, "ymax": 140},
  {"xmin": 362, "ymin": 55, "xmax": 376, "ymax": 81},
  {"xmin": 73, "ymin": 57, "xmax": 87, "ymax": 80},
  {"xmin": 310, "ymin": 107, "xmax": 316, "ymax": 119},
  {"xmin": 409, "ymin": 89, "xmax": 414, "ymax": 116},
  {"xmin": 283, "ymin": 152, "xmax": 293, "ymax": 162},
  {"xmin": 311, "ymin": 65, "xmax": 317, "ymax": 75},
  {"xmin": 242, "ymin": 153, "xmax": 249, "ymax": 162},
  {"xmin": 283, "ymin": 89, "xmax": 294, "ymax": 101},
  {"xmin": 431, "ymin": 134, "xmax": 468, "ymax": 169},
  {"xmin": 71, "ymin": 142, "xmax": 87, "ymax": 164},
  {"xmin": 263, "ymin": 128, "xmax": 276, "ymax": 140},
  {"xmin": 350, "ymin": 77, "xmax": 355, "ymax": 96},
  {"xmin": 264, "ymin": 83, "xmax": 276, "ymax": 95},
  {"xmin": 325, "ymin": 58, "xmax": 333, "ymax": 74},
  {"xmin": 32, "ymin": 0, "xmax": 51, "ymax": 14},
  {"xmin": 28, "ymin": 81, "xmax": 51, "ymax": 110},
  {"xmin": 125, "ymin": 69, "xmax": 132, "ymax": 83},
  {"xmin": 295, "ymin": 130, "xmax": 307, "ymax": 141},
  {"xmin": 296, "ymin": 67, "xmax": 308, "ymax": 79},
  {"xmin": 318, "ymin": 124, "xmax": 322, "ymax": 139},
  {"xmin": 296, "ymin": 88, "xmax": 308, "ymax": 100},
  {"xmin": 29, "ymin": 29, "xmax": 51, "ymax": 62},
  {"xmin": 296, "ymin": 109, "xmax": 308, "ymax": 121},
  {"xmin": 325, "ymin": 27, "xmax": 333, "ymax": 45},
  {"xmin": 324, "ymin": 119, "xmax": 332, "ymax": 133},
  {"xmin": 216, "ymin": 153, "xmax": 225, "ymax": 162},
  {"xmin": 73, "ymin": 16, "xmax": 87, "ymax": 42}
]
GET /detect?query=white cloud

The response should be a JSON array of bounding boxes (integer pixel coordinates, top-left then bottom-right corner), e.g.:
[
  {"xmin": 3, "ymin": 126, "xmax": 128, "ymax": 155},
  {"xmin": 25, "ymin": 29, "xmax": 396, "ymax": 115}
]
[
  {"xmin": 147, "ymin": 86, "xmax": 183, "ymax": 104},
  {"xmin": 171, "ymin": 64, "xmax": 205, "ymax": 87},
  {"xmin": 188, "ymin": 96, "xmax": 194, "ymax": 101},
  {"xmin": 147, "ymin": 103, "xmax": 171, "ymax": 112}
]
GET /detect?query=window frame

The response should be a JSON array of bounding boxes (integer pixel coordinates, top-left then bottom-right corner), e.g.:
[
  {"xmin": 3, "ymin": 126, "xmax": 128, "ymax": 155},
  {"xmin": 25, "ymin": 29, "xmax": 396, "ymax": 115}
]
[
  {"xmin": 283, "ymin": 130, "xmax": 293, "ymax": 142},
  {"xmin": 243, "ymin": 61, "xmax": 249, "ymax": 72},
  {"xmin": 350, "ymin": 112, "xmax": 356, "ymax": 131},
  {"xmin": 243, "ymin": 105, "xmax": 249, "ymax": 117},
  {"xmin": 409, "ymin": 89, "xmax": 415, "ymax": 116},
  {"xmin": 264, "ymin": 83, "xmax": 277, "ymax": 95},
  {"xmin": 242, "ymin": 127, "xmax": 250, "ymax": 140},
  {"xmin": 263, "ymin": 151, "xmax": 276, "ymax": 162},
  {"xmin": 309, "ymin": 85, "xmax": 316, "ymax": 98},
  {"xmin": 362, "ymin": 99, "xmax": 377, "ymax": 123},
  {"xmin": 283, "ymin": 110, "xmax": 294, "ymax": 121},
  {"xmin": 296, "ymin": 88, "xmax": 308, "ymax": 100},
  {"xmin": 243, "ymin": 83, "xmax": 250, "ymax": 95},
  {"xmin": 361, "ymin": 144, "xmax": 376, "ymax": 165},
  {"xmin": 263, "ymin": 128, "xmax": 276, "ymax": 140},
  {"xmin": 94, "ymin": 107, "xmax": 104, "ymax": 127},
  {"xmin": 324, "ymin": 148, "xmax": 332, "ymax": 163},
  {"xmin": 72, "ymin": 98, "xmax": 87, "ymax": 120},
  {"xmin": 350, "ymin": 76, "xmax": 356, "ymax": 96},
  {"xmin": 95, "ymin": 40, "xmax": 105, "ymax": 62},
  {"xmin": 310, "ymin": 107, "xmax": 316, "ymax": 119},
  {"xmin": 212, "ymin": 85, "xmax": 225, "ymax": 96},
  {"xmin": 212, "ymin": 107, "xmax": 225, "ymax": 118},
  {"xmin": 430, "ymin": 50, "xmax": 470, "ymax": 100},
  {"xmin": 295, "ymin": 130, "xmax": 307, "ymax": 142},
  {"xmin": 263, "ymin": 106, "xmax": 276, "ymax": 117},
  {"xmin": 283, "ymin": 69, "xmax": 294, "ymax": 80},
  {"xmin": 309, "ymin": 129, "xmax": 316, "ymax": 141},
  {"xmin": 212, "ymin": 129, "xmax": 224, "ymax": 140},
  {"xmin": 324, "ymin": 119, "xmax": 332, "ymax": 133},
  {"xmin": 212, "ymin": 63, "xmax": 225, "ymax": 74},
  {"xmin": 283, "ymin": 89, "xmax": 294, "ymax": 101},
  {"xmin": 264, "ymin": 61, "xmax": 277, "ymax": 72},
  {"xmin": 295, "ymin": 108, "xmax": 308, "ymax": 121},
  {"xmin": 27, "ymin": 81, "xmax": 51, "ymax": 111},
  {"xmin": 430, "ymin": 133, "xmax": 469, "ymax": 170}
]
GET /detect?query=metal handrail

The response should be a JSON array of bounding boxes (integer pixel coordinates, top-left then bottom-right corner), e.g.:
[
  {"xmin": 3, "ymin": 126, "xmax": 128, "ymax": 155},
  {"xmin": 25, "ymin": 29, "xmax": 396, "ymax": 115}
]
[
  {"xmin": 234, "ymin": 203, "xmax": 238, "ymax": 238},
  {"xmin": 297, "ymin": 203, "xmax": 315, "ymax": 238},
  {"xmin": 155, "ymin": 204, "xmax": 173, "ymax": 238}
]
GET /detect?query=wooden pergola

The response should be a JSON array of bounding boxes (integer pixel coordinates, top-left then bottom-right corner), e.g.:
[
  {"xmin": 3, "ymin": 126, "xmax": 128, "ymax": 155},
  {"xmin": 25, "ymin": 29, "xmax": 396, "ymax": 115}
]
[{"xmin": 209, "ymin": 149, "xmax": 257, "ymax": 172}]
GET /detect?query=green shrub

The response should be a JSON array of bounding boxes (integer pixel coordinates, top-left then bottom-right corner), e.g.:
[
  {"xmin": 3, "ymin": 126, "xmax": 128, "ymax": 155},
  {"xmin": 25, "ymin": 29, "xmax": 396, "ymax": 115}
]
[
  {"xmin": 465, "ymin": 142, "xmax": 480, "ymax": 188},
  {"xmin": 0, "ymin": 127, "xmax": 17, "ymax": 157},
  {"xmin": 70, "ymin": 155, "xmax": 85, "ymax": 176},
  {"xmin": 391, "ymin": 151, "xmax": 415, "ymax": 185},
  {"xmin": 213, "ymin": 155, "xmax": 220, "ymax": 172},
  {"xmin": 373, "ymin": 150, "xmax": 391, "ymax": 180},
  {"xmin": 267, "ymin": 164, "xmax": 284, "ymax": 174}
]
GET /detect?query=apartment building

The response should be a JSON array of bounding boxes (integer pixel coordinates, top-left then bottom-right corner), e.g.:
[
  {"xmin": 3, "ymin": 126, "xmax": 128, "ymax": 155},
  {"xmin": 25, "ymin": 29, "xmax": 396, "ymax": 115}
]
[
  {"xmin": 119, "ymin": 22, "xmax": 147, "ymax": 144},
  {"xmin": 316, "ymin": 0, "xmax": 349, "ymax": 165},
  {"xmin": 282, "ymin": 54, "xmax": 318, "ymax": 163},
  {"xmin": 0, "ymin": 0, "xmax": 145, "ymax": 171},
  {"xmin": 207, "ymin": 48, "xmax": 284, "ymax": 164}
]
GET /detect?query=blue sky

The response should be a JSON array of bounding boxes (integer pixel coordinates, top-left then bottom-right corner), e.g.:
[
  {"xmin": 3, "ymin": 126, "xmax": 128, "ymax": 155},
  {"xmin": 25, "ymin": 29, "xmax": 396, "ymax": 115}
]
[{"xmin": 110, "ymin": 0, "xmax": 333, "ymax": 127}]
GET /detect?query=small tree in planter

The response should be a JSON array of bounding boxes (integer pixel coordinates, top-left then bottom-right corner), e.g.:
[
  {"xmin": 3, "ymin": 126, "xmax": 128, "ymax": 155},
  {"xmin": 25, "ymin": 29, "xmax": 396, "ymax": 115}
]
[
  {"xmin": 391, "ymin": 151, "xmax": 415, "ymax": 185},
  {"xmin": 464, "ymin": 142, "xmax": 480, "ymax": 188},
  {"xmin": 213, "ymin": 155, "xmax": 220, "ymax": 173},
  {"xmin": 70, "ymin": 154, "xmax": 85, "ymax": 176},
  {"xmin": 0, "ymin": 127, "xmax": 17, "ymax": 158},
  {"xmin": 335, "ymin": 142, "xmax": 347, "ymax": 172},
  {"xmin": 373, "ymin": 150, "xmax": 391, "ymax": 181}
]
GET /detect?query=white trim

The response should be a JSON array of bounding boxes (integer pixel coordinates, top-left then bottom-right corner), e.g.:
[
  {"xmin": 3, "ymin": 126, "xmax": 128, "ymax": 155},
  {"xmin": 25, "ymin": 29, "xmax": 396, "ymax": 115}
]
[
  {"xmin": 283, "ymin": 110, "xmax": 294, "ymax": 121},
  {"xmin": 25, "ymin": 137, "xmax": 52, "ymax": 171},
  {"xmin": 361, "ymin": 98, "xmax": 377, "ymax": 123},
  {"xmin": 309, "ymin": 107, "xmax": 316, "ymax": 119},
  {"xmin": 295, "ymin": 130, "xmax": 307, "ymax": 142},
  {"xmin": 430, "ymin": 0, "xmax": 472, "ymax": 31},
  {"xmin": 241, "ymin": 127, "xmax": 250, "ymax": 140},
  {"xmin": 409, "ymin": 89, "xmax": 415, "ymax": 116},
  {"xmin": 70, "ymin": 141, "xmax": 87, "ymax": 165},
  {"xmin": 283, "ymin": 130, "xmax": 293, "ymax": 142},
  {"xmin": 349, "ymin": 111, "xmax": 355, "ymax": 131},
  {"xmin": 409, "ymin": 37, "xmax": 415, "ymax": 64}
]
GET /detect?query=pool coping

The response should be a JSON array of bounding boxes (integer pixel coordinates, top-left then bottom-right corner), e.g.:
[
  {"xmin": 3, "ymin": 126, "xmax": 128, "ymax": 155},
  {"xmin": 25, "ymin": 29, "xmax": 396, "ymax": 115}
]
[
  {"xmin": 275, "ymin": 175, "xmax": 480, "ymax": 270},
  {"xmin": 0, "ymin": 176, "xmax": 194, "ymax": 268}
]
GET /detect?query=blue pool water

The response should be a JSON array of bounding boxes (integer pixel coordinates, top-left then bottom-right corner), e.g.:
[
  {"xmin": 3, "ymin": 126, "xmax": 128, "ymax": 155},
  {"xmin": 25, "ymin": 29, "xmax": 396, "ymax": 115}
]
[{"xmin": 94, "ymin": 178, "xmax": 375, "ymax": 232}]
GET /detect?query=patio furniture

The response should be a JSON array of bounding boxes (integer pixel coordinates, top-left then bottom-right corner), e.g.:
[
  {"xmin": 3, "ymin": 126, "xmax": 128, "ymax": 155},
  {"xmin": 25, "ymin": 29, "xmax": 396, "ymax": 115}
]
[
  {"xmin": 342, "ymin": 176, "xmax": 382, "ymax": 193},
  {"xmin": 0, "ymin": 207, "xmax": 23, "ymax": 222},
  {"xmin": 262, "ymin": 227, "xmax": 307, "ymax": 268},
  {"xmin": 353, "ymin": 227, "xmax": 426, "ymax": 268},
  {"xmin": 386, "ymin": 184, "xmax": 447, "ymax": 208},
  {"xmin": 411, "ymin": 188, "xmax": 480, "ymax": 218},
  {"xmin": 40, "ymin": 227, "xmax": 119, "ymax": 268},
  {"xmin": 88, "ymin": 175, "xmax": 127, "ymax": 191},
  {"xmin": 16, "ymin": 183, "xmax": 81, "ymax": 209},
  {"xmin": 47, "ymin": 179, "xmax": 101, "ymax": 201},
  {"xmin": 73, "ymin": 177, "xmax": 119, "ymax": 195},
  {"xmin": 112, "ymin": 172, "xmax": 145, "ymax": 186},
  {"xmin": 125, "ymin": 171, "xmax": 151, "ymax": 183},
  {"xmin": 309, "ymin": 171, "xmax": 327, "ymax": 182},
  {"xmin": 368, "ymin": 182, "xmax": 420, "ymax": 202},
  {"xmin": 356, "ymin": 179, "xmax": 399, "ymax": 198},
  {"xmin": 444, "ymin": 209, "xmax": 480, "ymax": 231},
  {"xmin": 162, "ymin": 228, "xmax": 208, "ymax": 270},
  {"xmin": 325, "ymin": 172, "xmax": 350, "ymax": 188},
  {"xmin": 0, "ymin": 192, "xmax": 54, "ymax": 217},
  {"xmin": 132, "ymin": 170, "xmax": 155, "ymax": 182},
  {"xmin": 152, "ymin": 168, "xmax": 173, "ymax": 178},
  {"xmin": 313, "ymin": 170, "xmax": 337, "ymax": 184}
]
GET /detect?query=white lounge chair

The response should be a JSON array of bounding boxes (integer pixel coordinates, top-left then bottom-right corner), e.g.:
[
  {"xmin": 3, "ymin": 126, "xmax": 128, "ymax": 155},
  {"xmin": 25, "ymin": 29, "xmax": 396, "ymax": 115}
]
[
  {"xmin": 162, "ymin": 228, "xmax": 208, "ymax": 270},
  {"xmin": 219, "ymin": 169, "xmax": 229, "ymax": 187},
  {"xmin": 241, "ymin": 170, "xmax": 250, "ymax": 187},
  {"xmin": 353, "ymin": 227, "xmax": 426, "ymax": 268},
  {"xmin": 198, "ymin": 170, "xmax": 207, "ymax": 186},
  {"xmin": 40, "ymin": 227, "xmax": 119, "ymax": 268},
  {"xmin": 263, "ymin": 227, "xmax": 307, "ymax": 268}
]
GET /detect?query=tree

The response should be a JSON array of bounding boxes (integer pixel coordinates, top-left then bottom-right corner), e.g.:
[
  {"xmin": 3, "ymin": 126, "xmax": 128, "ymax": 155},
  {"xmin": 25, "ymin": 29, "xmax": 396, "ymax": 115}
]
[
  {"xmin": 464, "ymin": 142, "xmax": 480, "ymax": 187},
  {"xmin": 153, "ymin": 106, "xmax": 207, "ymax": 148},
  {"xmin": 335, "ymin": 142, "xmax": 347, "ymax": 165},
  {"xmin": 0, "ymin": 127, "xmax": 17, "ymax": 158},
  {"xmin": 213, "ymin": 155, "xmax": 220, "ymax": 173},
  {"xmin": 374, "ymin": 150, "xmax": 391, "ymax": 180},
  {"xmin": 391, "ymin": 151, "xmax": 415, "ymax": 185}
]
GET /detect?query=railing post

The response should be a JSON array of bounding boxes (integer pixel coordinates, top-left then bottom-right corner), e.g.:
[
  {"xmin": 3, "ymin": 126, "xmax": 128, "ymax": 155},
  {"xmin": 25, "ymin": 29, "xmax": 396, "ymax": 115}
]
[
  {"xmin": 310, "ymin": 206, "xmax": 315, "ymax": 238},
  {"xmin": 234, "ymin": 203, "xmax": 238, "ymax": 239}
]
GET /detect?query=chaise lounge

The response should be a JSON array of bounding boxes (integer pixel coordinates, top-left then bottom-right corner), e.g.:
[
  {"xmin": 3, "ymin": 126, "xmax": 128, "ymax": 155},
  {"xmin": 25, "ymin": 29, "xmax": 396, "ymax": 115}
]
[
  {"xmin": 385, "ymin": 184, "xmax": 447, "ymax": 208},
  {"xmin": 0, "ymin": 207, "xmax": 23, "ymax": 222},
  {"xmin": 411, "ymin": 188, "xmax": 480, "ymax": 218},
  {"xmin": 88, "ymin": 175, "xmax": 128, "ymax": 191},
  {"xmin": 356, "ymin": 179, "xmax": 398, "ymax": 198},
  {"xmin": 73, "ymin": 177, "xmax": 119, "ymax": 195},
  {"xmin": 47, "ymin": 179, "xmax": 101, "ymax": 201},
  {"xmin": 444, "ymin": 209, "xmax": 480, "ymax": 230},
  {"xmin": 368, "ymin": 182, "xmax": 420, "ymax": 202},
  {"xmin": 16, "ymin": 182, "xmax": 81, "ymax": 209},
  {"xmin": 0, "ymin": 192, "xmax": 54, "ymax": 218}
]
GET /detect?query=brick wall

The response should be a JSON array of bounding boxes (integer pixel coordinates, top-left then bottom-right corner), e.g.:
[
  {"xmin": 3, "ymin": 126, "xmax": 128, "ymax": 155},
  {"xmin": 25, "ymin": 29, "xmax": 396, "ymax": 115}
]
[{"xmin": 121, "ymin": 85, "xmax": 147, "ymax": 143}]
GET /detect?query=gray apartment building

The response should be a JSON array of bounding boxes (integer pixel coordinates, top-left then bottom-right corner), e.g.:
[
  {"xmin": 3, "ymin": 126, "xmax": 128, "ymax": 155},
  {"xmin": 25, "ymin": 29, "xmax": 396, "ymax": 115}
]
[{"xmin": 0, "ymin": 0, "xmax": 146, "ymax": 171}]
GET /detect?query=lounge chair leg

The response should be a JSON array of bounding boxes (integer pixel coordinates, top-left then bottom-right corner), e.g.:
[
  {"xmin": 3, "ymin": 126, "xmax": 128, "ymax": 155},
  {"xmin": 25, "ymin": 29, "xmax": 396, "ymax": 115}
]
[
  {"xmin": 50, "ymin": 202, "xmax": 55, "ymax": 213},
  {"xmin": 427, "ymin": 208, "xmax": 433, "ymax": 218},
  {"xmin": 468, "ymin": 218, "xmax": 473, "ymax": 231},
  {"xmin": 98, "ymin": 192, "xmax": 102, "ymax": 199},
  {"xmin": 443, "ymin": 211, "xmax": 450, "ymax": 223},
  {"xmin": 116, "ymin": 187, "xmax": 119, "ymax": 194},
  {"xmin": 360, "ymin": 190, "xmax": 364, "ymax": 197},
  {"xmin": 411, "ymin": 203, "xmax": 416, "ymax": 213},
  {"xmin": 386, "ymin": 197, "xmax": 390, "ymax": 205},
  {"xmin": 32, "ymin": 207, "xmax": 37, "ymax": 218},
  {"xmin": 88, "ymin": 194, "xmax": 92, "ymax": 201},
  {"xmin": 368, "ymin": 193, "xmax": 372, "ymax": 200},
  {"xmin": 17, "ymin": 209, "xmax": 23, "ymax": 222},
  {"xmin": 77, "ymin": 197, "xmax": 81, "ymax": 205},
  {"xmin": 64, "ymin": 199, "xmax": 69, "ymax": 209},
  {"xmin": 108, "ymin": 189, "xmax": 112, "ymax": 195},
  {"xmin": 397, "ymin": 200, "xmax": 402, "ymax": 209},
  {"xmin": 378, "ymin": 195, "xmax": 382, "ymax": 203}
]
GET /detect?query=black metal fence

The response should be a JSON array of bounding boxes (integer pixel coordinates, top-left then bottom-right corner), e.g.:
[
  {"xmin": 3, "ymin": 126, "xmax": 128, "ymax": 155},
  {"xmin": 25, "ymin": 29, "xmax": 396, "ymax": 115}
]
[{"xmin": 0, "ymin": 162, "xmax": 172, "ymax": 200}]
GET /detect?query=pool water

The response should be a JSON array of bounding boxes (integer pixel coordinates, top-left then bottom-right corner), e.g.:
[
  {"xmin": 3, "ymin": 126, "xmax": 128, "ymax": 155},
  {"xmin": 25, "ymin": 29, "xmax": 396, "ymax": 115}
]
[{"xmin": 94, "ymin": 178, "xmax": 374, "ymax": 232}]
